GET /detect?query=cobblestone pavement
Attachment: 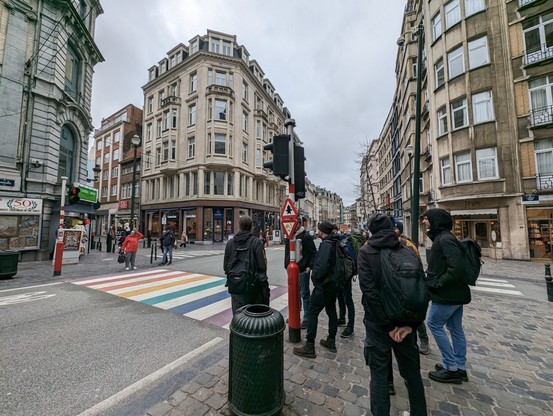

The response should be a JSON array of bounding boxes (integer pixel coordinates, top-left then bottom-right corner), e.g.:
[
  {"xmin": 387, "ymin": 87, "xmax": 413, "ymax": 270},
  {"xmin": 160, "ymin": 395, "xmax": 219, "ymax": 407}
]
[{"xmin": 145, "ymin": 257, "xmax": 553, "ymax": 416}]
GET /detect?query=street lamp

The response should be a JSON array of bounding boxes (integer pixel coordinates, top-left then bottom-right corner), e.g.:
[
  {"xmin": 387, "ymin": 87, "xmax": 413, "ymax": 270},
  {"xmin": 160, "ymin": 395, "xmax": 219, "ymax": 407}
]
[
  {"xmin": 398, "ymin": 23, "xmax": 424, "ymax": 247},
  {"xmin": 130, "ymin": 134, "xmax": 140, "ymax": 232},
  {"xmin": 93, "ymin": 165, "xmax": 101, "ymax": 182}
]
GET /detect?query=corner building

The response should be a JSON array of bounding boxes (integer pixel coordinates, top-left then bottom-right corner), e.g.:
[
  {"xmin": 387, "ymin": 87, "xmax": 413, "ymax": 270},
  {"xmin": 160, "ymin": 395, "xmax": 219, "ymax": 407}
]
[{"xmin": 140, "ymin": 30, "xmax": 290, "ymax": 243}]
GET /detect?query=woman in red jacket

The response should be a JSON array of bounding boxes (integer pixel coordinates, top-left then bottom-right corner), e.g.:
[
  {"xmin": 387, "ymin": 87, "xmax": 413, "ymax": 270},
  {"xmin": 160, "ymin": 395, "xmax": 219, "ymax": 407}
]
[{"xmin": 121, "ymin": 230, "xmax": 144, "ymax": 270}]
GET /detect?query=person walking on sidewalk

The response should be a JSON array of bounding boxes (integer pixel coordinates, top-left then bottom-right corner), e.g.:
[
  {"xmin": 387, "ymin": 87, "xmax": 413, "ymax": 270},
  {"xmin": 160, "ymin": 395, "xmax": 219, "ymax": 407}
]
[
  {"xmin": 284, "ymin": 217, "xmax": 317, "ymax": 329},
  {"xmin": 393, "ymin": 219, "xmax": 431, "ymax": 356},
  {"xmin": 358, "ymin": 213, "xmax": 428, "ymax": 416},
  {"xmin": 293, "ymin": 221, "xmax": 339, "ymax": 359},
  {"xmin": 423, "ymin": 208, "xmax": 471, "ymax": 384},
  {"xmin": 121, "ymin": 230, "xmax": 144, "ymax": 271},
  {"xmin": 223, "ymin": 215, "xmax": 270, "ymax": 315},
  {"xmin": 160, "ymin": 229, "xmax": 176, "ymax": 265},
  {"xmin": 335, "ymin": 230, "xmax": 356, "ymax": 339}
]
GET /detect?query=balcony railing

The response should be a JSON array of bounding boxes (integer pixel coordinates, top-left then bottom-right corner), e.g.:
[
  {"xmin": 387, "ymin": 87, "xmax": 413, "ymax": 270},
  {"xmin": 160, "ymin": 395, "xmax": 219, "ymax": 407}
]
[
  {"xmin": 524, "ymin": 43, "xmax": 553, "ymax": 66},
  {"xmin": 537, "ymin": 173, "xmax": 553, "ymax": 191},
  {"xmin": 160, "ymin": 96, "xmax": 181, "ymax": 107},
  {"xmin": 530, "ymin": 105, "xmax": 553, "ymax": 127}
]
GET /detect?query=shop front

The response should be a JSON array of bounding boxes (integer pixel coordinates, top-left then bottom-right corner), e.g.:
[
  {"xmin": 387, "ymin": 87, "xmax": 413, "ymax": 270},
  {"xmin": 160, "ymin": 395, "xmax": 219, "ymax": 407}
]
[
  {"xmin": 450, "ymin": 208, "xmax": 500, "ymax": 258},
  {"xmin": 526, "ymin": 207, "xmax": 553, "ymax": 261}
]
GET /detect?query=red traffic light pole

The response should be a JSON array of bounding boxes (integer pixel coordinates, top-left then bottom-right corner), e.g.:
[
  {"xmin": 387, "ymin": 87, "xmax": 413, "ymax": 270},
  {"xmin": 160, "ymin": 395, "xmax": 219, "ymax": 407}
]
[
  {"xmin": 285, "ymin": 119, "xmax": 301, "ymax": 344},
  {"xmin": 53, "ymin": 176, "xmax": 68, "ymax": 276}
]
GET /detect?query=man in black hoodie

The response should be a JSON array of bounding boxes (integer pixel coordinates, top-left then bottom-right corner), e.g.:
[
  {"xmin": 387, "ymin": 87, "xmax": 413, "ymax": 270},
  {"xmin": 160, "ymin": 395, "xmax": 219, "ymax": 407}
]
[
  {"xmin": 223, "ymin": 215, "xmax": 269, "ymax": 314},
  {"xmin": 358, "ymin": 213, "xmax": 427, "ymax": 416},
  {"xmin": 293, "ymin": 221, "xmax": 339, "ymax": 358},
  {"xmin": 423, "ymin": 208, "xmax": 471, "ymax": 384}
]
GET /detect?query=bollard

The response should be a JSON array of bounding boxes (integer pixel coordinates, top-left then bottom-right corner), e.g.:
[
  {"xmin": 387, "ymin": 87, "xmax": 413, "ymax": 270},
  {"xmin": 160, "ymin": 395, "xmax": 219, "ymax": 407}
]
[
  {"xmin": 228, "ymin": 304, "xmax": 285, "ymax": 416},
  {"xmin": 545, "ymin": 264, "xmax": 553, "ymax": 302}
]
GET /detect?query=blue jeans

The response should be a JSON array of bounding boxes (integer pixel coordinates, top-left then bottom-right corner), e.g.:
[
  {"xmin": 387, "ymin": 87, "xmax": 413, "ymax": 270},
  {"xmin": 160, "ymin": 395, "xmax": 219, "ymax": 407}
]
[
  {"xmin": 162, "ymin": 245, "xmax": 173, "ymax": 264},
  {"xmin": 300, "ymin": 271, "xmax": 310, "ymax": 324},
  {"xmin": 427, "ymin": 302, "xmax": 466, "ymax": 371}
]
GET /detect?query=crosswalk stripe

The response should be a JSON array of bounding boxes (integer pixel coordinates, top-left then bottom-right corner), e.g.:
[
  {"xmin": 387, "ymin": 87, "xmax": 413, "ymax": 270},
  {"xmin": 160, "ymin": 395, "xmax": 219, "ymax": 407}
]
[
  {"xmin": 471, "ymin": 286, "xmax": 523, "ymax": 296},
  {"xmin": 476, "ymin": 281, "xmax": 515, "ymax": 288},
  {"xmin": 72, "ymin": 270, "xmax": 289, "ymax": 329}
]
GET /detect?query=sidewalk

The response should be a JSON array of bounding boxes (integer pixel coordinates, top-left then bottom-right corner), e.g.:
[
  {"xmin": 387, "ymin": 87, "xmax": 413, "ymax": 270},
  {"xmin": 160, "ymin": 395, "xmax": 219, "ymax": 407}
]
[{"xmin": 145, "ymin": 256, "xmax": 553, "ymax": 416}]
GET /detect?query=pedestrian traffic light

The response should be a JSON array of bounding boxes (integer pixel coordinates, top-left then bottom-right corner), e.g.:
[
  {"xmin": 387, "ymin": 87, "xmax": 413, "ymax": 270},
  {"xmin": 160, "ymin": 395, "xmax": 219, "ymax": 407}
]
[
  {"xmin": 67, "ymin": 186, "xmax": 80, "ymax": 204},
  {"xmin": 263, "ymin": 134, "xmax": 289, "ymax": 179},
  {"xmin": 294, "ymin": 145, "xmax": 306, "ymax": 199}
]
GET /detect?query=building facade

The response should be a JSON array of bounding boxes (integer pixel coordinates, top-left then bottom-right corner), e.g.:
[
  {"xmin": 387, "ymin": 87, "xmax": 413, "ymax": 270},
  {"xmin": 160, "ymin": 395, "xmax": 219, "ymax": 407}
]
[
  {"xmin": 93, "ymin": 104, "xmax": 143, "ymax": 238},
  {"xmin": 370, "ymin": 0, "xmax": 553, "ymax": 260},
  {"xmin": 140, "ymin": 30, "xmax": 292, "ymax": 243},
  {"xmin": 0, "ymin": 0, "xmax": 103, "ymax": 260}
]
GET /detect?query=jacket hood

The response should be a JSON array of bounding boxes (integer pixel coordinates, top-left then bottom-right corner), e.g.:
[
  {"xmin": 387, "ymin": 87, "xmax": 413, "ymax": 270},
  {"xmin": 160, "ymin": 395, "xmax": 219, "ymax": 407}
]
[
  {"xmin": 367, "ymin": 229, "xmax": 400, "ymax": 249},
  {"xmin": 233, "ymin": 230, "xmax": 252, "ymax": 245},
  {"xmin": 424, "ymin": 208, "xmax": 452, "ymax": 240}
]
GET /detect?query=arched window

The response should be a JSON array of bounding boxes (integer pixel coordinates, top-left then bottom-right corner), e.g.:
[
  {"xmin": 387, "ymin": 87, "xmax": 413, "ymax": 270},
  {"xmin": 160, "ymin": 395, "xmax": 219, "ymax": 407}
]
[{"xmin": 59, "ymin": 125, "xmax": 75, "ymax": 183}]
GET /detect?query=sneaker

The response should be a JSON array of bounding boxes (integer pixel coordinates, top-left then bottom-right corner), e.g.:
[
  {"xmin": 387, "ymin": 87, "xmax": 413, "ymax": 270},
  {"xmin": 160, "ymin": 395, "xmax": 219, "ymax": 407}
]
[
  {"xmin": 293, "ymin": 342, "xmax": 316, "ymax": 358},
  {"xmin": 388, "ymin": 383, "xmax": 396, "ymax": 396},
  {"xmin": 435, "ymin": 363, "xmax": 468, "ymax": 382},
  {"xmin": 340, "ymin": 327, "xmax": 355, "ymax": 338},
  {"xmin": 419, "ymin": 339, "xmax": 431, "ymax": 355},
  {"xmin": 319, "ymin": 337, "xmax": 337, "ymax": 353},
  {"xmin": 337, "ymin": 319, "xmax": 347, "ymax": 327},
  {"xmin": 428, "ymin": 368, "xmax": 462, "ymax": 384},
  {"xmin": 125, "ymin": 267, "xmax": 129, "ymax": 271},
  {"xmin": 167, "ymin": 262, "xmax": 172, "ymax": 265}
]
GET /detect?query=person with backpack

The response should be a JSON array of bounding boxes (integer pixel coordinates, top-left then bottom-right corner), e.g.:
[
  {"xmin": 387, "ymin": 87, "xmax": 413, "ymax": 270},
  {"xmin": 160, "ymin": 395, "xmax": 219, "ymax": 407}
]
[
  {"xmin": 293, "ymin": 221, "xmax": 340, "ymax": 358},
  {"xmin": 284, "ymin": 217, "xmax": 317, "ymax": 329},
  {"xmin": 423, "ymin": 208, "xmax": 471, "ymax": 384},
  {"xmin": 160, "ymin": 228, "xmax": 176, "ymax": 265},
  {"xmin": 393, "ymin": 220, "xmax": 431, "ymax": 356},
  {"xmin": 358, "ymin": 213, "xmax": 428, "ymax": 416},
  {"xmin": 223, "ymin": 215, "xmax": 269, "ymax": 315},
  {"xmin": 335, "ymin": 232, "xmax": 356, "ymax": 339}
]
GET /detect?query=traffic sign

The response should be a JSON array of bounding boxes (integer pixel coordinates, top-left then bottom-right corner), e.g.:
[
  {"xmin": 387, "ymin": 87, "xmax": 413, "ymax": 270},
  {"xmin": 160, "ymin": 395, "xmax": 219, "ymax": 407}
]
[
  {"xmin": 282, "ymin": 218, "xmax": 298, "ymax": 240},
  {"xmin": 281, "ymin": 197, "xmax": 299, "ymax": 219}
]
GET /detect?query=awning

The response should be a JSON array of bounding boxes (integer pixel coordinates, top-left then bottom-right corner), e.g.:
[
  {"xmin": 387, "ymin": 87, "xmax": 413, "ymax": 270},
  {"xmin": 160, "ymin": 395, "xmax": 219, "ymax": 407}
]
[{"xmin": 450, "ymin": 208, "xmax": 497, "ymax": 216}]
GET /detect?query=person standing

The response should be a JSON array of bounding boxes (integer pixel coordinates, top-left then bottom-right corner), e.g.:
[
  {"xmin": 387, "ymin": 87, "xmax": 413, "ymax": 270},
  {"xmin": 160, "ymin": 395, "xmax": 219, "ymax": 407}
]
[
  {"xmin": 393, "ymin": 220, "xmax": 431, "ymax": 355},
  {"xmin": 293, "ymin": 221, "xmax": 339, "ymax": 359},
  {"xmin": 179, "ymin": 229, "xmax": 188, "ymax": 248},
  {"xmin": 223, "ymin": 215, "xmax": 270, "ymax": 314},
  {"xmin": 423, "ymin": 208, "xmax": 471, "ymax": 384},
  {"xmin": 121, "ymin": 230, "xmax": 144, "ymax": 271},
  {"xmin": 358, "ymin": 213, "xmax": 427, "ymax": 416},
  {"xmin": 284, "ymin": 217, "xmax": 317, "ymax": 329},
  {"xmin": 160, "ymin": 228, "xmax": 175, "ymax": 265}
]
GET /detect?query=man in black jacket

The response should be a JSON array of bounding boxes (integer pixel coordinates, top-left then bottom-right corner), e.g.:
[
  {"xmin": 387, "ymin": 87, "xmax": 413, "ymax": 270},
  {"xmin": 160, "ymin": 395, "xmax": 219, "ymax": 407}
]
[
  {"xmin": 293, "ymin": 221, "xmax": 339, "ymax": 358},
  {"xmin": 358, "ymin": 213, "xmax": 427, "ymax": 416},
  {"xmin": 223, "ymin": 215, "xmax": 270, "ymax": 314},
  {"xmin": 284, "ymin": 217, "xmax": 317, "ymax": 329},
  {"xmin": 423, "ymin": 208, "xmax": 471, "ymax": 384}
]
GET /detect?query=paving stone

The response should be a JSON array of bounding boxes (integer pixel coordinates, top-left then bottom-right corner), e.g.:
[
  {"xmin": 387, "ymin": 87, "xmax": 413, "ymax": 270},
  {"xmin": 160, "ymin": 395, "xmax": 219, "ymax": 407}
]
[
  {"xmin": 192, "ymin": 386, "xmax": 214, "ymax": 402},
  {"xmin": 174, "ymin": 396, "xmax": 210, "ymax": 416},
  {"xmin": 180, "ymin": 381, "xmax": 201, "ymax": 395},
  {"xmin": 145, "ymin": 401, "xmax": 172, "ymax": 416},
  {"xmin": 307, "ymin": 389, "xmax": 327, "ymax": 406},
  {"xmin": 166, "ymin": 390, "xmax": 188, "ymax": 407},
  {"xmin": 342, "ymin": 402, "xmax": 366, "ymax": 416},
  {"xmin": 205, "ymin": 392, "xmax": 227, "ymax": 410},
  {"xmin": 326, "ymin": 396, "xmax": 346, "ymax": 413},
  {"xmin": 350, "ymin": 384, "xmax": 368, "ymax": 397}
]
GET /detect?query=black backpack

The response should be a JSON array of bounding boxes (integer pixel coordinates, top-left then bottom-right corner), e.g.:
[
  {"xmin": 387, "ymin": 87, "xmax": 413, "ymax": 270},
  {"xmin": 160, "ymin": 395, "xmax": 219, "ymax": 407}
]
[
  {"xmin": 460, "ymin": 237, "xmax": 483, "ymax": 286},
  {"xmin": 226, "ymin": 237, "xmax": 257, "ymax": 295},
  {"xmin": 379, "ymin": 245, "xmax": 429, "ymax": 323},
  {"xmin": 329, "ymin": 240, "xmax": 354, "ymax": 286}
]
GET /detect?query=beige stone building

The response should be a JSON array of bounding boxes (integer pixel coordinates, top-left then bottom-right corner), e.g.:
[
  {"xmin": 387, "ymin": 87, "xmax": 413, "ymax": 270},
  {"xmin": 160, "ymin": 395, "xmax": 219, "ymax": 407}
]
[
  {"xmin": 140, "ymin": 30, "xmax": 293, "ymax": 243},
  {"xmin": 372, "ymin": 0, "xmax": 553, "ymax": 260}
]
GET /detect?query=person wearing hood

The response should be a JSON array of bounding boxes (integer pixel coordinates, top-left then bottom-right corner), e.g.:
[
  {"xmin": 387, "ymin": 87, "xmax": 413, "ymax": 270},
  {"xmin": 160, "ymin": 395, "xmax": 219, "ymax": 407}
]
[
  {"xmin": 293, "ymin": 221, "xmax": 340, "ymax": 358},
  {"xmin": 358, "ymin": 213, "xmax": 427, "ymax": 416},
  {"xmin": 423, "ymin": 208, "xmax": 470, "ymax": 385},
  {"xmin": 284, "ymin": 217, "xmax": 317, "ymax": 329},
  {"xmin": 223, "ymin": 215, "xmax": 269, "ymax": 314}
]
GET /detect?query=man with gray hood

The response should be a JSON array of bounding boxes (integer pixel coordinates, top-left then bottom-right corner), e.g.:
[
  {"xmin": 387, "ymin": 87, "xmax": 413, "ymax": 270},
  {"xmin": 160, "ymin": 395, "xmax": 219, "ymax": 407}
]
[{"xmin": 423, "ymin": 208, "xmax": 470, "ymax": 385}]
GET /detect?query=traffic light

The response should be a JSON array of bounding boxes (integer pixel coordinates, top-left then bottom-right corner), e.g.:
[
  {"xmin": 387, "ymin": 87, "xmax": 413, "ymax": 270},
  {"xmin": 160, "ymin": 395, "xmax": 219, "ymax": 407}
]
[
  {"xmin": 67, "ymin": 186, "xmax": 80, "ymax": 204},
  {"xmin": 263, "ymin": 134, "xmax": 289, "ymax": 179},
  {"xmin": 294, "ymin": 145, "xmax": 306, "ymax": 199}
]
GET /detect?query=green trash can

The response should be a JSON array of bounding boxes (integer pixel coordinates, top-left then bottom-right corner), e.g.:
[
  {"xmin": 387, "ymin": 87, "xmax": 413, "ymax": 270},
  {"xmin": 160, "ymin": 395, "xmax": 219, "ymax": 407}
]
[
  {"xmin": 228, "ymin": 304, "xmax": 285, "ymax": 416},
  {"xmin": 0, "ymin": 250, "xmax": 19, "ymax": 278}
]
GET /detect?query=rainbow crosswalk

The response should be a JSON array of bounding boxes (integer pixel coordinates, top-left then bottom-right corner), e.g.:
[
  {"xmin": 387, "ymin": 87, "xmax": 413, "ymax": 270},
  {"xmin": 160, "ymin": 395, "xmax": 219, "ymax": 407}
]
[{"xmin": 72, "ymin": 270, "xmax": 289, "ymax": 329}]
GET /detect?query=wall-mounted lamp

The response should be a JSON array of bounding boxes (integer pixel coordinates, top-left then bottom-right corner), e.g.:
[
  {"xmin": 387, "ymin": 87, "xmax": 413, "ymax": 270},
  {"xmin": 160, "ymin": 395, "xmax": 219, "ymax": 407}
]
[{"xmin": 93, "ymin": 165, "xmax": 101, "ymax": 182}]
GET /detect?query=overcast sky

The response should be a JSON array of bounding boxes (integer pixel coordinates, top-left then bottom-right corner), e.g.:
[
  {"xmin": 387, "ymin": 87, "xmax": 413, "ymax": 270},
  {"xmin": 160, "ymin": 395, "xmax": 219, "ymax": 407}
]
[{"xmin": 91, "ymin": 1, "xmax": 407, "ymax": 206}]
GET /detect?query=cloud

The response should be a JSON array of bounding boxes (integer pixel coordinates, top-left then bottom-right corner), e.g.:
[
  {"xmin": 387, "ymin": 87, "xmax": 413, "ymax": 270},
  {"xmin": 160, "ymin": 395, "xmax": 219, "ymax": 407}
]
[{"xmin": 91, "ymin": 0, "xmax": 406, "ymax": 206}]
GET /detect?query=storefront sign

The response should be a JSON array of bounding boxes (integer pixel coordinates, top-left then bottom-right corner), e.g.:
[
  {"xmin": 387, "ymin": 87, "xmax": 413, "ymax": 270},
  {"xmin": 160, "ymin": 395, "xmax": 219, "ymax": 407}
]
[
  {"xmin": 0, "ymin": 198, "xmax": 43, "ymax": 213},
  {"xmin": 522, "ymin": 194, "xmax": 540, "ymax": 205},
  {"xmin": 0, "ymin": 175, "xmax": 20, "ymax": 191},
  {"xmin": 118, "ymin": 200, "xmax": 129, "ymax": 209},
  {"xmin": 76, "ymin": 184, "xmax": 98, "ymax": 203}
]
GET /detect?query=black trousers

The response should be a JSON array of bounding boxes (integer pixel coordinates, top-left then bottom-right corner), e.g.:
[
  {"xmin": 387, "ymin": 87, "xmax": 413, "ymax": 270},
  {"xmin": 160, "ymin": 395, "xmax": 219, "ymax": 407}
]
[
  {"xmin": 230, "ymin": 282, "xmax": 270, "ymax": 315},
  {"xmin": 336, "ymin": 280, "xmax": 355, "ymax": 328},
  {"xmin": 364, "ymin": 321, "xmax": 427, "ymax": 416},
  {"xmin": 306, "ymin": 282, "xmax": 338, "ymax": 342}
]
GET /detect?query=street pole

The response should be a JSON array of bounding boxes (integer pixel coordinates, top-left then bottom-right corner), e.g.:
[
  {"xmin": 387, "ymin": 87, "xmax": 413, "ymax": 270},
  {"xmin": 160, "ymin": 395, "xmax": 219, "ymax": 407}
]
[
  {"xmin": 411, "ymin": 23, "xmax": 424, "ymax": 248},
  {"xmin": 53, "ymin": 176, "xmax": 68, "ymax": 276},
  {"xmin": 285, "ymin": 118, "xmax": 301, "ymax": 344},
  {"xmin": 130, "ymin": 135, "xmax": 140, "ymax": 232}
]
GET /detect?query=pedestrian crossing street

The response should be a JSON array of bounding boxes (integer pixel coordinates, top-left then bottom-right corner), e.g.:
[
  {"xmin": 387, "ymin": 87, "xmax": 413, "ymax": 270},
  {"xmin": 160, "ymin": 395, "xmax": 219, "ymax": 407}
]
[
  {"xmin": 473, "ymin": 276, "xmax": 523, "ymax": 296},
  {"xmin": 72, "ymin": 270, "xmax": 289, "ymax": 329}
]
